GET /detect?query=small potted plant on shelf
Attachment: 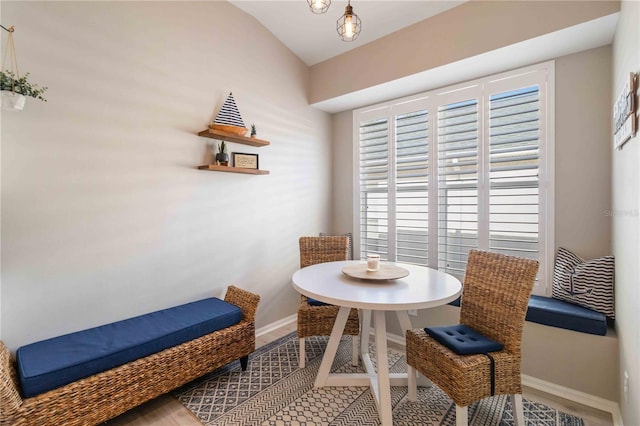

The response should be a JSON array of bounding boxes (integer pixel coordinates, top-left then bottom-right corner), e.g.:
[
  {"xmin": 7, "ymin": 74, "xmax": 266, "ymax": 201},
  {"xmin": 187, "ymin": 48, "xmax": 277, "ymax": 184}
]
[
  {"xmin": 250, "ymin": 124, "xmax": 257, "ymax": 138},
  {"xmin": 1, "ymin": 71, "xmax": 47, "ymax": 111},
  {"xmin": 215, "ymin": 141, "xmax": 229, "ymax": 166}
]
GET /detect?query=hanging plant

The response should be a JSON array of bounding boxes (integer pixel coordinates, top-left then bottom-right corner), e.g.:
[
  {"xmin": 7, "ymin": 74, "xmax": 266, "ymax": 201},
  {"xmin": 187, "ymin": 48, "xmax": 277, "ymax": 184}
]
[
  {"xmin": 1, "ymin": 71, "xmax": 47, "ymax": 101},
  {"xmin": 1, "ymin": 25, "xmax": 47, "ymax": 111}
]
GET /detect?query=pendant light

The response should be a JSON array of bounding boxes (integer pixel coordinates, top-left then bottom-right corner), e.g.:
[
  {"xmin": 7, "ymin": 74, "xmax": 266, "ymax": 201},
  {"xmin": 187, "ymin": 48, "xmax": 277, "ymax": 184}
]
[
  {"xmin": 307, "ymin": 0, "xmax": 331, "ymax": 14},
  {"xmin": 336, "ymin": 0, "xmax": 361, "ymax": 42}
]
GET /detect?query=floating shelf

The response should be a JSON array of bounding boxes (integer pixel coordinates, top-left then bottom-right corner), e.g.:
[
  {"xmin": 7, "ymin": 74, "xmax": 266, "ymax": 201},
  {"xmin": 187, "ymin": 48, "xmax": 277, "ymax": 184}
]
[
  {"xmin": 196, "ymin": 128, "xmax": 270, "ymax": 175},
  {"xmin": 197, "ymin": 164, "xmax": 270, "ymax": 175},
  {"xmin": 198, "ymin": 129, "xmax": 270, "ymax": 147}
]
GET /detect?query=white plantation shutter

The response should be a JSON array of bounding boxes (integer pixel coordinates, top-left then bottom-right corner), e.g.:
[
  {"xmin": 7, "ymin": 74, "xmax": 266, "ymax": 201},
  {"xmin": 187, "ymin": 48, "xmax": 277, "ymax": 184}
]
[
  {"xmin": 359, "ymin": 117, "xmax": 389, "ymax": 260},
  {"xmin": 488, "ymin": 87, "xmax": 540, "ymax": 260},
  {"xmin": 395, "ymin": 110, "xmax": 429, "ymax": 266},
  {"xmin": 354, "ymin": 63, "xmax": 553, "ymax": 295},
  {"xmin": 437, "ymin": 99, "xmax": 479, "ymax": 279}
]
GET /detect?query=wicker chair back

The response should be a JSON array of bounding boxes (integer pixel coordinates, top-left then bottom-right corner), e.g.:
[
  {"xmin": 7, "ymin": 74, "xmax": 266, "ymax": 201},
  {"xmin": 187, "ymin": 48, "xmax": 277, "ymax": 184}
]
[
  {"xmin": 459, "ymin": 250, "xmax": 539, "ymax": 354},
  {"xmin": 299, "ymin": 236, "xmax": 349, "ymax": 268}
]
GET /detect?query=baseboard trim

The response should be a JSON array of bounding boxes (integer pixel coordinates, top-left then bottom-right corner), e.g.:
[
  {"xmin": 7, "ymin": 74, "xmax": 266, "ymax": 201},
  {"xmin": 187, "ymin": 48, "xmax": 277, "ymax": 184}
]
[
  {"xmin": 522, "ymin": 375, "xmax": 623, "ymax": 426},
  {"xmin": 256, "ymin": 314, "xmax": 297, "ymax": 338},
  {"xmin": 383, "ymin": 330, "xmax": 622, "ymax": 425},
  {"xmin": 384, "ymin": 330, "xmax": 405, "ymax": 346}
]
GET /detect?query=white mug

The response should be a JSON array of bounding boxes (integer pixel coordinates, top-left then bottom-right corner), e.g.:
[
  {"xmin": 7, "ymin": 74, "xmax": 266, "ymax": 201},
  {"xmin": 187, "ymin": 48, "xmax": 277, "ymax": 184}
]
[{"xmin": 366, "ymin": 254, "xmax": 380, "ymax": 272}]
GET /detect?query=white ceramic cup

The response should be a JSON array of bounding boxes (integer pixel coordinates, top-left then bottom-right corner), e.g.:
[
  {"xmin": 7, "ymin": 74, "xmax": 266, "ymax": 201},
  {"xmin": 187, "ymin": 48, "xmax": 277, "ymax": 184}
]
[{"xmin": 366, "ymin": 254, "xmax": 380, "ymax": 272}]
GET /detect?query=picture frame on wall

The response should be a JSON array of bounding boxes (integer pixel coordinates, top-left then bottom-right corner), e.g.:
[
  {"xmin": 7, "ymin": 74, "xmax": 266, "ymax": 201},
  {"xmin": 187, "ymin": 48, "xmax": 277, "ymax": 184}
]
[
  {"xmin": 232, "ymin": 152, "xmax": 259, "ymax": 169},
  {"xmin": 613, "ymin": 72, "xmax": 637, "ymax": 149}
]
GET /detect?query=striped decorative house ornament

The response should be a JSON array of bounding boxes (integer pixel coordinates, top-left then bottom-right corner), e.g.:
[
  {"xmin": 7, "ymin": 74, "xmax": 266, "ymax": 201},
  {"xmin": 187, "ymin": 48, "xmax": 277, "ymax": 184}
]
[{"xmin": 214, "ymin": 92, "xmax": 245, "ymax": 128}]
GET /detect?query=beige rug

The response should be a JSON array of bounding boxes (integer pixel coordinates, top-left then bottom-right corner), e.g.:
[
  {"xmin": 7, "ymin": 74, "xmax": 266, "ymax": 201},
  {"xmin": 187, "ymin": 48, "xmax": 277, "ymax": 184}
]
[{"xmin": 174, "ymin": 332, "xmax": 584, "ymax": 425}]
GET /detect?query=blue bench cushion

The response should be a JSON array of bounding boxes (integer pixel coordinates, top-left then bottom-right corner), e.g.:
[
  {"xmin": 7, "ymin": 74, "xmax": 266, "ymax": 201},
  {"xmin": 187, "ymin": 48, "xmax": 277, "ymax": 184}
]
[
  {"xmin": 16, "ymin": 297, "xmax": 242, "ymax": 398},
  {"xmin": 526, "ymin": 295, "xmax": 607, "ymax": 336},
  {"xmin": 447, "ymin": 295, "xmax": 608, "ymax": 336},
  {"xmin": 425, "ymin": 324, "xmax": 504, "ymax": 355}
]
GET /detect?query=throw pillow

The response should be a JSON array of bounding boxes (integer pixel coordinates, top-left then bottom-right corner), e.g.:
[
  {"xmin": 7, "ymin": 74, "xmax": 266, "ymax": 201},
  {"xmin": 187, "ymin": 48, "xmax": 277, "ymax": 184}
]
[{"xmin": 552, "ymin": 247, "xmax": 615, "ymax": 319}]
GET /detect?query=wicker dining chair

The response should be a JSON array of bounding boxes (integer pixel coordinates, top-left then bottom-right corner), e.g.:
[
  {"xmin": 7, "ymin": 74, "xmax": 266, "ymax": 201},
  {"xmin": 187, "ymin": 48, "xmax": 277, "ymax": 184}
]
[
  {"xmin": 406, "ymin": 250, "xmax": 539, "ymax": 426},
  {"xmin": 297, "ymin": 236, "xmax": 360, "ymax": 368}
]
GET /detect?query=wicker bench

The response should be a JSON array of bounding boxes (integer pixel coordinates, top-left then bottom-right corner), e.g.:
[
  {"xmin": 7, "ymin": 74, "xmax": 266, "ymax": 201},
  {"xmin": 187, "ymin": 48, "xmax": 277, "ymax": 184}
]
[{"xmin": 0, "ymin": 286, "xmax": 260, "ymax": 426}]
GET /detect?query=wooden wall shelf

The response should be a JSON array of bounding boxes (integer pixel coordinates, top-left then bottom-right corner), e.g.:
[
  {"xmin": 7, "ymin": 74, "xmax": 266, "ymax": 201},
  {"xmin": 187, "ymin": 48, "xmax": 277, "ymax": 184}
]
[
  {"xmin": 198, "ymin": 129, "xmax": 270, "ymax": 147},
  {"xmin": 197, "ymin": 165, "xmax": 270, "ymax": 175},
  {"xmin": 196, "ymin": 128, "xmax": 270, "ymax": 175}
]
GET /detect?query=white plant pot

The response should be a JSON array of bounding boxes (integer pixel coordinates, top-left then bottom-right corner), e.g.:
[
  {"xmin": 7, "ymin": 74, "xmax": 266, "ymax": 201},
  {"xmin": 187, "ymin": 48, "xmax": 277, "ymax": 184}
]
[{"xmin": 1, "ymin": 90, "xmax": 26, "ymax": 111}]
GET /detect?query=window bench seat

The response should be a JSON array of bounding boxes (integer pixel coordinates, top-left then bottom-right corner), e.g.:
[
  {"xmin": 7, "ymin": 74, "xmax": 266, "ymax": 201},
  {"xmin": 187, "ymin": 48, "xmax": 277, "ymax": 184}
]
[{"xmin": 449, "ymin": 295, "xmax": 609, "ymax": 336}]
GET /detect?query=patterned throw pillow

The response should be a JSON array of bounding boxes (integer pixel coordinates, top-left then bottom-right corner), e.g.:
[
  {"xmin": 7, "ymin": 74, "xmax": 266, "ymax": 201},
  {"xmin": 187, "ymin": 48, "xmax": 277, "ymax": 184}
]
[
  {"xmin": 552, "ymin": 247, "xmax": 615, "ymax": 319},
  {"xmin": 319, "ymin": 232, "xmax": 353, "ymax": 260}
]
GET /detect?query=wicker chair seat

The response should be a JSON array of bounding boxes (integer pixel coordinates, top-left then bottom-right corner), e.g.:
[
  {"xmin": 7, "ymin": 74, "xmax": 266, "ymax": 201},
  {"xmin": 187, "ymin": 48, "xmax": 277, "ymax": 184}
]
[
  {"xmin": 0, "ymin": 286, "xmax": 260, "ymax": 426},
  {"xmin": 406, "ymin": 329, "xmax": 521, "ymax": 407}
]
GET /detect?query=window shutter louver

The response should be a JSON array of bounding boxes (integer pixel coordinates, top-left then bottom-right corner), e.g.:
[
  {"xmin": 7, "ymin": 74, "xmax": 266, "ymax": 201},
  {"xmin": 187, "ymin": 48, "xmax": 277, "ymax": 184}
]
[
  {"xmin": 359, "ymin": 117, "xmax": 390, "ymax": 260},
  {"xmin": 395, "ymin": 110, "xmax": 430, "ymax": 266},
  {"xmin": 489, "ymin": 87, "xmax": 540, "ymax": 260},
  {"xmin": 437, "ymin": 99, "xmax": 479, "ymax": 278},
  {"xmin": 355, "ymin": 63, "xmax": 552, "ymax": 295}
]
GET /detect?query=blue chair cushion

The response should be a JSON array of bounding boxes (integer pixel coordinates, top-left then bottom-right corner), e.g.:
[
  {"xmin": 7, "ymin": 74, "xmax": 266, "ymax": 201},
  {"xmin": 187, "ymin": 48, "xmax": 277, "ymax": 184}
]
[
  {"xmin": 424, "ymin": 324, "xmax": 504, "ymax": 355},
  {"xmin": 16, "ymin": 297, "xmax": 242, "ymax": 398},
  {"xmin": 307, "ymin": 298, "xmax": 330, "ymax": 307},
  {"xmin": 526, "ymin": 295, "xmax": 607, "ymax": 336}
]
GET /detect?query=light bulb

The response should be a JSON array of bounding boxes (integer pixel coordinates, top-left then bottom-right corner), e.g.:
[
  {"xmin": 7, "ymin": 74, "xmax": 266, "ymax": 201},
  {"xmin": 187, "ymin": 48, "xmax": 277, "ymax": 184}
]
[
  {"xmin": 309, "ymin": 0, "xmax": 330, "ymax": 14},
  {"xmin": 345, "ymin": 15, "xmax": 354, "ymax": 39}
]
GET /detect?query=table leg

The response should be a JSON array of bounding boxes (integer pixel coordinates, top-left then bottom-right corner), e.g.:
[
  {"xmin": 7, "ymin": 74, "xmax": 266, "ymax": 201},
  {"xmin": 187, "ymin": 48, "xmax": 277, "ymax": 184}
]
[
  {"xmin": 395, "ymin": 310, "xmax": 412, "ymax": 336},
  {"xmin": 373, "ymin": 310, "xmax": 393, "ymax": 426},
  {"xmin": 360, "ymin": 309, "xmax": 371, "ymax": 361},
  {"xmin": 395, "ymin": 310, "xmax": 431, "ymax": 388},
  {"xmin": 314, "ymin": 306, "xmax": 351, "ymax": 388}
]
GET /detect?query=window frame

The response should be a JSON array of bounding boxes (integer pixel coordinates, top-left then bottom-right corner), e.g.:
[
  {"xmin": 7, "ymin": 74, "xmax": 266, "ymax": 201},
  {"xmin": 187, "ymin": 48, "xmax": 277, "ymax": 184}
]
[{"xmin": 353, "ymin": 61, "xmax": 555, "ymax": 295}]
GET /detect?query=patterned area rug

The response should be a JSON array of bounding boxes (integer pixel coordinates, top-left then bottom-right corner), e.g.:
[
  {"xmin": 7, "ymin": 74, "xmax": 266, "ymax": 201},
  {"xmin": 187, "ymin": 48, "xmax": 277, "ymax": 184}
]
[{"xmin": 174, "ymin": 332, "xmax": 584, "ymax": 425}]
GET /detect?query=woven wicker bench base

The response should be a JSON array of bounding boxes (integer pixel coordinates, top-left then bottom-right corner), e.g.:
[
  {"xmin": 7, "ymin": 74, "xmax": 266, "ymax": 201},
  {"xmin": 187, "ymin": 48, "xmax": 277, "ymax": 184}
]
[{"xmin": 0, "ymin": 286, "xmax": 260, "ymax": 426}]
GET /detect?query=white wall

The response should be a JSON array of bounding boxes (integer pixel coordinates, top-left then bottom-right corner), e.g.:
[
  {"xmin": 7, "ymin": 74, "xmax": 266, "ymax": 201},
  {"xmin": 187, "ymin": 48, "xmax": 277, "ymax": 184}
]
[
  {"xmin": 331, "ymin": 110, "xmax": 353, "ymax": 235},
  {"xmin": 611, "ymin": 1, "xmax": 640, "ymax": 424},
  {"xmin": 0, "ymin": 1, "xmax": 332, "ymax": 350},
  {"xmin": 555, "ymin": 46, "xmax": 612, "ymax": 259}
]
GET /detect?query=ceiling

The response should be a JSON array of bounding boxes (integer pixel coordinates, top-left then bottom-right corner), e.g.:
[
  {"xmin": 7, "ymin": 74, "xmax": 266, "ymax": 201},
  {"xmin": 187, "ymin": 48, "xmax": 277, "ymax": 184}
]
[
  {"xmin": 229, "ymin": 1, "xmax": 466, "ymax": 66},
  {"xmin": 228, "ymin": 1, "xmax": 618, "ymax": 113}
]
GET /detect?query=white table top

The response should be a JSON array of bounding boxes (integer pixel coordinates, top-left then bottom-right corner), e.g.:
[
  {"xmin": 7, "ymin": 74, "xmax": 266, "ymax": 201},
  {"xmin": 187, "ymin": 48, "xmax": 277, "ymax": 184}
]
[{"xmin": 292, "ymin": 260, "xmax": 462, "ymax": 311}]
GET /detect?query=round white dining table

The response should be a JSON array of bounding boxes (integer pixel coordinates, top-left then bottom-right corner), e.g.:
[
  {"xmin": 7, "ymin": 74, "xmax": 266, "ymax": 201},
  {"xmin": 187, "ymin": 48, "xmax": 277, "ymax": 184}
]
[{"xmin": 292, "ymin": 260, "xmax": 462, "ymax": 426}]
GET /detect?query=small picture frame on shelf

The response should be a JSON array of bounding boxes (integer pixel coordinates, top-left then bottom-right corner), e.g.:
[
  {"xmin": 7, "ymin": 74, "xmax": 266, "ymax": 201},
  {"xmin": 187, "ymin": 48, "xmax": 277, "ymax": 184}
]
[{"xmin": 232, "ymin": 152, "xmax": 259, "ymax": 170}]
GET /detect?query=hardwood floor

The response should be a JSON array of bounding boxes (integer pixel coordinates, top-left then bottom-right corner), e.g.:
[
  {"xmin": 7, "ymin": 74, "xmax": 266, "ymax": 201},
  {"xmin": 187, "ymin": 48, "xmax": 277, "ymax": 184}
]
[{"xmin": 106, "ymin": 322, "xmax": 614, "ymax": 425}]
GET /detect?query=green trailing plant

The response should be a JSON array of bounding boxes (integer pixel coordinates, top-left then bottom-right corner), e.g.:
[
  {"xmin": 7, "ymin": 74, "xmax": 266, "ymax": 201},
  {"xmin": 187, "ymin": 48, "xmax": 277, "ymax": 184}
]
[
  {"xmin": 0, "ymin": 70, "xmax": 47, "ymax": 102},
  {"xmin": 218, "ymin": 141, "xmax": 227, "ymax": 154}
]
